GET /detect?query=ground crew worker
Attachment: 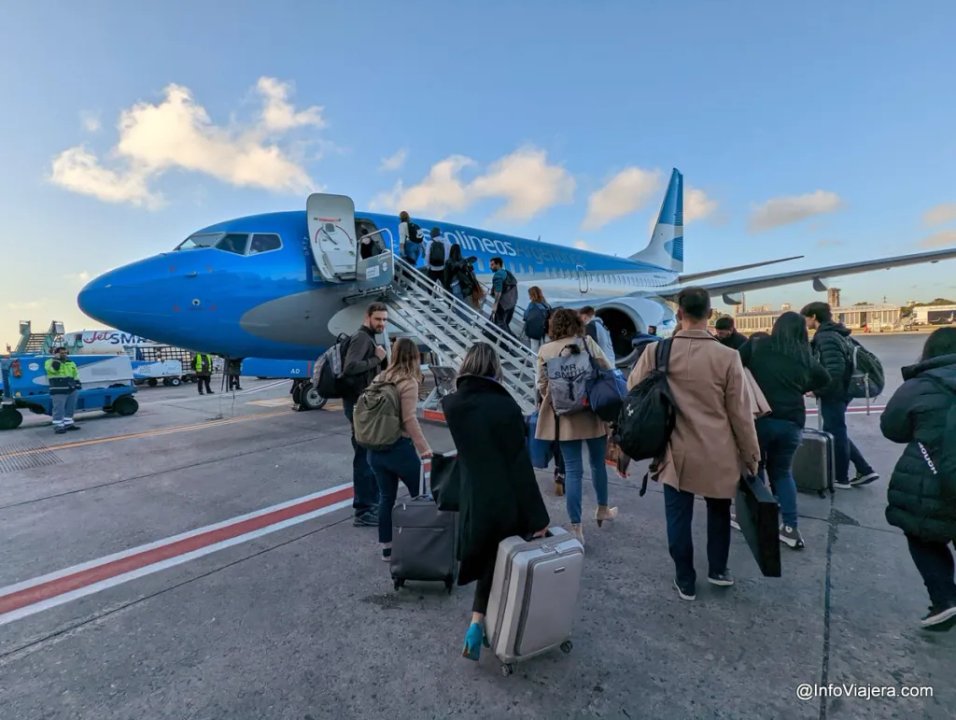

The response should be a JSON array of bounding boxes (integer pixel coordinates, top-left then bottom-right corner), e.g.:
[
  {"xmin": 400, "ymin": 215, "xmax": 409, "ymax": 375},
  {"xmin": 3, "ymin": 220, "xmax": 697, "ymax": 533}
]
[
  {"xmin": 45, "ymin": 346, "xmax": 81, "ymax": 434},
  {"xmin": 193, "ymin": 352, "xmax": 214, "ymax": 395}
]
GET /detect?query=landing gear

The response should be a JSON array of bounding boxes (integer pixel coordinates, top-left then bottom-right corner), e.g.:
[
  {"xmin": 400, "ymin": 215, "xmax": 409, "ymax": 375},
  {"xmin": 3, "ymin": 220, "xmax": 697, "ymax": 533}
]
[
  {"xmin": 293, "ymin": 381, "xmax": 327, "ymax": 411},
  {"xmin": 0, "ymin": 407, "xmax": 23, "ymax": 430}
]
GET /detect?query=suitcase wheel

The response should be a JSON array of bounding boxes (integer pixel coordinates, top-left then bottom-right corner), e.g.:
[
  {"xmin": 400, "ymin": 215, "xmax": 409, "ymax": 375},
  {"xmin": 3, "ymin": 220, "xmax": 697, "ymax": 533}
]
[
  {"xmin": 501, "ymin": 663, "xmax": 514, "ymax": 677},
  {"xmin": 444, "ymin": 577, "xmax": 454, "ymax": 594},
  {"xmin": 561, "ymin": 640, "xmax": 573, "ymax": 654},
  {"xmin": 393, "ymin": 579, "xmax": 405, "ymax": 591}
]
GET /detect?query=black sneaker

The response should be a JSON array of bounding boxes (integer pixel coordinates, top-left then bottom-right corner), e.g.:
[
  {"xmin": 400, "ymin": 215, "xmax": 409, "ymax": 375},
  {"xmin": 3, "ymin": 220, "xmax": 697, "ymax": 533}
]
[
  {"xmin": 834, "ymin": 480, "xmax": 854, "ymax": 490},
  {"xmin": 707, "ymin": 571, "xmax": 735, "ymax": 587},
  {"xmin": 353, "ymin": 512, "xmax": 379, "ymax": 527},
  {"xmin": 65, "ymin": 425, "xmax": 81, "ymax": 431},
  {"xmin": 850, "ymin": 471, "xmax": 879, "ymax": 487},
  {"xmin": 673, "ymin": 578, "xmax": 696, "ymax": 601},
  {"xmin": 921, "ymin": 602, "xmax": 956, "ymax": 631}
]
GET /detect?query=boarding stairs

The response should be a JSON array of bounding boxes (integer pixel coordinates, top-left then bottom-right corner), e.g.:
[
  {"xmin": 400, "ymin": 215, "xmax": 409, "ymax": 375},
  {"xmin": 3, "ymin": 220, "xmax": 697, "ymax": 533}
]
[
  {"xmin": 381, "ymin": 256, "xmax": 538, "ymax": 414},
  {"xmin": 14, "ymin": 321, "xmax": 65, "ymax": 355}
]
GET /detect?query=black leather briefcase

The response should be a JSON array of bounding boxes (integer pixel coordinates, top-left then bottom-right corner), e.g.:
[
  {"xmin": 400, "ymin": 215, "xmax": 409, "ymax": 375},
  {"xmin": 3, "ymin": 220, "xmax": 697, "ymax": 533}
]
[{"xmin": 736, "ymin": 473, "xmax": 781, "ymax": 577}]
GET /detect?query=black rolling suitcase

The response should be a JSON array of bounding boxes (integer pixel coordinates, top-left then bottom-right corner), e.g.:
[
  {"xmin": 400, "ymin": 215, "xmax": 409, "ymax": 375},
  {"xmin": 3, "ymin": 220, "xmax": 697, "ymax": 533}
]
[
  {"xmin": 390, "ymin": 461, "xmax": 458, "ymax": 593},
  {"xmin": 793, "ymin": 417, "xmax": 835, "ymax": 497}
]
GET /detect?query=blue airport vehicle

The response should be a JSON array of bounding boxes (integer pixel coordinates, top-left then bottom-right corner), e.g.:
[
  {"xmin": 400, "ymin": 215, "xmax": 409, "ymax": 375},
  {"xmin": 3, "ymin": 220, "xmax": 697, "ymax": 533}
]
[{"xmin": 0, "ymin": 354, "xmax": 139, "ymax": 430}]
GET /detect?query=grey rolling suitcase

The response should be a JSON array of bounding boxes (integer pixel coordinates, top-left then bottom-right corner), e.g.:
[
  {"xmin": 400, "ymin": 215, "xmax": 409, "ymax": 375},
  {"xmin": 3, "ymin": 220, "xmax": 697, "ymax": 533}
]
[
  {"xmin": 485, "ymin": 527, "xmax": 584, "ymax": 676},
  {"xmin": 793, "ymin": 428, "xmax": 835, "ymax": 496},
  {"xmin": 390, "ymin": 465, "xmax": 458, "ymax": 593}
]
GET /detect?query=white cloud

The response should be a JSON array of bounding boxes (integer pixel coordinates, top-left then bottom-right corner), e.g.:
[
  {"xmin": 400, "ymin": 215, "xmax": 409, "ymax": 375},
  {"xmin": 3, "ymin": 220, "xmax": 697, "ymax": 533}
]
[
  {"xmin": 582, "ymin": 167, "xmax": 661, "ymax": 231},
  {"xmin": 63, "ymin": 271, "xmax": 92, "ymax": 284},
  {"xmin": 685, "ymin": 187, "xmax": 718, "ymax": 223},
  {"xmin": 469, "ymin": 147, "xmax": 575, "ymax": 221},
  {"xmin": 920, "ymin": 229, "xmax": 956, "ymax": 249},
  {"xmin": 81, "ymin": 111, "xmax": 101, "ymax": 133},
  {"xmin": 372, "ymin": 147, "xmax": 573, "ymax": 222},
  {"xmin": 573, "ymin": 240, "xmax": 591, "ymax": 250},
  {"xmin": 923, "ymin": 203, "xmax": 956, "ymax": 227},
  {"xmin": 749, "ymin": 190, "xmax": 843, "ymax": 233},
  {"xmin": 379, "ymin": 148, "xmax": 408, "ymax": 172},
  {"xmin": 256, "ymin": 77, "xmax": 324, "ymax": 132},
  {"xmin": 51, "ymin": 78, "xmax": 322, "ymax": 208}
]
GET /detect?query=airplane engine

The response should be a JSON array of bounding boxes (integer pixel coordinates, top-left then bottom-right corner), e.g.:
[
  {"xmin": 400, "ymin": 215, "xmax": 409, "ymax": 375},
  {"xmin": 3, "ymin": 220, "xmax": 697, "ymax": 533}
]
[{"xmin": 590, "ymin": 297, "xmax": 676, "ymax": 368}]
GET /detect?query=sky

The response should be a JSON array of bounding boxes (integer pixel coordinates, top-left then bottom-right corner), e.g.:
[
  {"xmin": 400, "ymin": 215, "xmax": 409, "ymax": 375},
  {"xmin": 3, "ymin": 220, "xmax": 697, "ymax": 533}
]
[{"xmin": 2, "ymin": 1, "xmax": 955, "ymax": 347}]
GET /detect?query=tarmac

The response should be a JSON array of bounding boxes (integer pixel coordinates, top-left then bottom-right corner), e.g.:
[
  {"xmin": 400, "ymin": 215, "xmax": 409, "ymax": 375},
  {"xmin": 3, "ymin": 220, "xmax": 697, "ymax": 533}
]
[{"xmin": 0, "ymin": 335, "xmax": 953, "ymax": 720}]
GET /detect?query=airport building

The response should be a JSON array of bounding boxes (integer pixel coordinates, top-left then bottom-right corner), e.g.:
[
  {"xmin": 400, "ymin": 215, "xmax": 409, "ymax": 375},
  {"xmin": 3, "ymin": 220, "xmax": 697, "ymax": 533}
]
[
  {"xmin": 733, "ymin": 295, "xmax": 902, "ymax": 334},
  {"xmin": 912, "ymin": 304, "xmax": 956, "ymax": 325}
]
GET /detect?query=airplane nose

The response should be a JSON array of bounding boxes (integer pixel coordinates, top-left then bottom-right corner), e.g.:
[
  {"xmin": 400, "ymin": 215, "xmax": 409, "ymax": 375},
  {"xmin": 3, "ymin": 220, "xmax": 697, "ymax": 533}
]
[{"xmin": 78, "ymin": 258, "xmax": 174, "ymax": 336}]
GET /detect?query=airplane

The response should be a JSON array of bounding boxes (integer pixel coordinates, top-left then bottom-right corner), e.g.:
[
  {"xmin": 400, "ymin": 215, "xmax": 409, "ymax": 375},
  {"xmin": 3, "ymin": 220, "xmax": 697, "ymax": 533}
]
[{"xmin": 78, "ymin": 168, "xmax": 956, "ymax": 371}]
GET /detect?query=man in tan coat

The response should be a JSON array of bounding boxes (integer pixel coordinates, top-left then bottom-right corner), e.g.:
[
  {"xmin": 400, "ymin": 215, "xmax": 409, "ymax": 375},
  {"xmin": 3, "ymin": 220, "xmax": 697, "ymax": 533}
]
[{"xmin": 628, "ymin": 287, "xmax": 760, "ymax": 601}]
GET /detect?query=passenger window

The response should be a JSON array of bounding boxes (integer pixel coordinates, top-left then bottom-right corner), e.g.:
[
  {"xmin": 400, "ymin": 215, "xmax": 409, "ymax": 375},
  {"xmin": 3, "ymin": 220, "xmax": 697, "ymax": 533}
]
[
  {"xmin": 216, "ymin": 233, "xmax": 249, "ymax": 255},
  {"xmin": 249, "ymin": 234, "xmax": 282, "ymax": 254}
]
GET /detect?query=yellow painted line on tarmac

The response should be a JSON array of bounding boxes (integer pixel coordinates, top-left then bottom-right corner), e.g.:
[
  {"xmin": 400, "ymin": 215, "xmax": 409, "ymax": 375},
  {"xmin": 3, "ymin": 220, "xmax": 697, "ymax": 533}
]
[
  {"xmin": 249, "ymin": 398, "xmax": 293, "ymax": 408},
  {"xmin": 0, "ymin": 410, "xmax": 290, "ymax": 460}
]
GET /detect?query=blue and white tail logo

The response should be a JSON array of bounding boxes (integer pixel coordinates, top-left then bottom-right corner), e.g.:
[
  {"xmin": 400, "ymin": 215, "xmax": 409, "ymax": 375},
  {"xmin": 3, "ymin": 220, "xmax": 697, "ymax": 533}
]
[{"xmin": 631, "ymin": 168, "xmax": 684, "ymax": 273}]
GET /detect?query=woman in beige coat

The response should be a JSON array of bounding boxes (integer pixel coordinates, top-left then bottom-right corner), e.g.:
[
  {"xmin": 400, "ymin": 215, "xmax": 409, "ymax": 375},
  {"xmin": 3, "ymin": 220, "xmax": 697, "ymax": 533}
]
[{"xmin": 535, "ymin": 309, "xmax": 617, "ymax": 544}]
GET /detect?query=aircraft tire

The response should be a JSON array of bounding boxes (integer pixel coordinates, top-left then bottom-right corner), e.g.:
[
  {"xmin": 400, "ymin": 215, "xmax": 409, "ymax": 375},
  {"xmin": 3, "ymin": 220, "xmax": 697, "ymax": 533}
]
[{"xmin": 298, "ymin": 382, "xmax": 327, "ymax": 411}]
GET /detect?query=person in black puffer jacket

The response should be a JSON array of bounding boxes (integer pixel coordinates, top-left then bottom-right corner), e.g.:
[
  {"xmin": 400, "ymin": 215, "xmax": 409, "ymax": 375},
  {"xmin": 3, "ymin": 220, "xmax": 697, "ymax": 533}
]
[
  {"xmin": 741, "ymin": 312, "xmax": 830, "ymax": 550},
  {"xmin": 881, "ymin": 327, "xmax": 956, "ymax": 632},
  {"xmin": 801, "ymin": 302, "xmax": 879, "ymax": 489}
]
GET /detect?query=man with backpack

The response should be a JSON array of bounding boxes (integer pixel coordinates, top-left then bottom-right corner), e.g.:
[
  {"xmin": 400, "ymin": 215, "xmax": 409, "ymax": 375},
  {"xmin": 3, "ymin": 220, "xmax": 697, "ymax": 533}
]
[
  {"xmin": 626, "ymin": 287, "xmax": 760, "ymax": 601},
  {"xmin": 801, "ymin": 302, "xmax": 880, "ymax": 489},
  {"xmin": 399, "ymin": 211, "xmax": 424, "ymax": 266},
  {"xmin": 580, "ymin": 307, "xmax": 617, "ymax": 370},
  {"xmin": 341, "ymin": 303, "xmax": 389, "ymax": 526},
  {"xmin": 490, "ymin": 256, "xmax": 519, "ymax": 335},
  {"xmin": 425, "ymin": 227, "xmax": 451, "ymax": 287}
]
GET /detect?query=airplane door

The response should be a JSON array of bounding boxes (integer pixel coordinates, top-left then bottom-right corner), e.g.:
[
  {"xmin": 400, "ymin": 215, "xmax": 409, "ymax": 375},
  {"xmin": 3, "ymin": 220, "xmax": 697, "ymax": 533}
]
[
  {"xmin": 576, "ymin": 264, "xmax": 590, "ymax": 294},
  {"xmin": 307, "ymin": 193, "xmax": 358, "ymax": 282}
]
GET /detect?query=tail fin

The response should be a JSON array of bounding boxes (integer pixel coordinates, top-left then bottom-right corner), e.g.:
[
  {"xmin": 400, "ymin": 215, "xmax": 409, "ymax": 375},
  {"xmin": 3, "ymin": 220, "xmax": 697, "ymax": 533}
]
[{"xmin": 630, "ymin": 168, "xmax": 683, "ymax": 273}]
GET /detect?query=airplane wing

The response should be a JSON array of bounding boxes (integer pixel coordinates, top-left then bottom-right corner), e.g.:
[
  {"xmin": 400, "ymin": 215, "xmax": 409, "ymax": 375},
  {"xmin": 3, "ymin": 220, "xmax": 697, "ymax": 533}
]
[{"xmin": 666, "ymin": 246, "xmax": 956, "ymax": 301}]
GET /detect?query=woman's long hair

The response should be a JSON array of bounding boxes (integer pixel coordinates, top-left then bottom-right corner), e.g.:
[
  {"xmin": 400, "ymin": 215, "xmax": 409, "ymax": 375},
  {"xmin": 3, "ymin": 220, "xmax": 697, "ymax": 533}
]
[
  {"xmin": 382, "ymin": 337, "xmax": 422, "ymax": 383},
  {"xmin": 459, "ymin": 342, "xmax": 502, "ymax": 381},
  {"xmin": 448, "ymin": 243, "xmax": 463, "ymax": 263},
  {"xmin": 921, "ymin": 327, "xmax": 956, "ymax": 362},
  {"xmin": 769, "ymin": 311, "xmax": 812, "ymax": 364},
  {"xmin": 528, "ymin": 286, "xmax": 546, "ymax": 304}
]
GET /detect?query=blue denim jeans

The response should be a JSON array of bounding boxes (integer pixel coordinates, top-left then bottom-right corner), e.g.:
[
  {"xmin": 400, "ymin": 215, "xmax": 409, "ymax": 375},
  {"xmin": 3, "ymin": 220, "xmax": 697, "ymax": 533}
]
[
  {"xmin": 756, "ymin": 417, "xmax": 802, "ymax": 528},
  {"xmin": 368, "ymin": 437, "xmax": 422, "ymax": 544},
  {"xmin": 664, "ymin": 485, "xmax": 732, "ymax": 589},
  {"xmin": 558, "ymin": 435, "xmax": 609, "ymax": 524},
  {"xmin": 403, "ymin": 242, "xmax": 422, "ymax": 266},
  {"xmin": 819, "ymin": 398, "xmax": 874, "ymax": 483},
  {"xmin": 344, "ymin": 398, "xmax": 381, "ymax": 516}
]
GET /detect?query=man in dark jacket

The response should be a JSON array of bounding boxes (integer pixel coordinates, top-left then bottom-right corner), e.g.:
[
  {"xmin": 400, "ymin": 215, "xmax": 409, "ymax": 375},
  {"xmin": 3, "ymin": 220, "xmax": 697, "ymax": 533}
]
[
  {"xmin": 714, "ymin": 316, "xmax": 747, "ymax": 350},
  {"xmin": 880, "ymin": 328, "xmax": 956, "ymax": 630},
  {"xmin": 802, "ymin": 302, "xmax": 879, "ymax": 489},
  {"xmin": 341, "ymin": 303, "xmax": 388, "ymax": 526}
]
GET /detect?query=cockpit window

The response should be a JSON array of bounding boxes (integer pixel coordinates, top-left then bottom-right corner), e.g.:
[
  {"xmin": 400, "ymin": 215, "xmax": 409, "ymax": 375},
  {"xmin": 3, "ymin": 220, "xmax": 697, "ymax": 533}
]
[
  {"xmin": 216, "ymin": 234, "xmax": 249, "ymax": 255},
  {"xmin": 176, "ymin": 232, "xmax": 222, "ymax": 251},
  {"xmin": 249, "ymin": 233, "xmax": 282, "ymax": 254}
]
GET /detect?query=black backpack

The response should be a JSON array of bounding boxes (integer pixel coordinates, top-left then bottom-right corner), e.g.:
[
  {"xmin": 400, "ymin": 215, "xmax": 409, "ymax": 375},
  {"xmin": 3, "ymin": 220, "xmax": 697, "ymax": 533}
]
[
  {"xmin": 617, "ymin": 338, "xmax": 677, "ymax": 465},
  {"xmin": 428, "ymin": 240, "xmax": 446, "ymax": 266},
  {"xmin": 502, "ymin": 270, "xmax": 518, "ymax": 293},
  {"xmin": 524, "ymin": 302, "xmax": 550, "ymax": 340},
  {"xmin": 845, "ymin": 337, "xmax": 885, "ymax": 400},
  {"xmin": 407, "ymin": 222, "xmax": 423, "ymax": 244}
]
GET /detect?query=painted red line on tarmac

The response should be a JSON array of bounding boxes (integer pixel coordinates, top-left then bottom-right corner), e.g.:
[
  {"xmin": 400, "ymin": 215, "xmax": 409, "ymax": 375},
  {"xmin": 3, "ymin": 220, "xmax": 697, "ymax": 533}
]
[{"xmin": 0, "ymin": 487, "xmax": 352, "ymax": 616}]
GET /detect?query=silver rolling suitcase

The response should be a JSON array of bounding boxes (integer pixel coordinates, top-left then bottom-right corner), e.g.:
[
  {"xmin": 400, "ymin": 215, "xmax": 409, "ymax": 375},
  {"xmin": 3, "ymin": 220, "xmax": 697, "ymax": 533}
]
[
  {"xmin": 793, "ymin": 428, "xmax": 835, "ymax": 496},
  {"xmin": 485, "ymin": 527, "xmax": 584, "ymax": 676}
]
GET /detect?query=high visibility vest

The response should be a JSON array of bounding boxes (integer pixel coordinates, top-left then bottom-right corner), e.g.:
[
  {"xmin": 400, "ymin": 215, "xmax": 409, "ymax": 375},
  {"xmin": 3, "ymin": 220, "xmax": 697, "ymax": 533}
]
[
  {"xmin": 45, "ymin": 358, "xmax": 79, "ymax": 394},
  {"xmin": 193, "ymin": 354, "xmax": 213, "ymax": 374}
]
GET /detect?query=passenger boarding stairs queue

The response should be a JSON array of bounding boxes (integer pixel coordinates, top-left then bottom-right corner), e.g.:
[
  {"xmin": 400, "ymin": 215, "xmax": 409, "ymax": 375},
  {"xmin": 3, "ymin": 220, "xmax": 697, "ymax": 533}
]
[{"xmin": 308, "ymin": 193, "xmax": 537, "ymax": 415}]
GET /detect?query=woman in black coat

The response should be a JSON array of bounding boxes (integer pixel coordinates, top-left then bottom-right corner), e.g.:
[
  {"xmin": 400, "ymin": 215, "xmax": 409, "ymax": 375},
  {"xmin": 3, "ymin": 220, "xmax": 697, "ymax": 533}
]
[
  {"xmin": 881, "ymin": 327, "xmax": 956, "ymax": 631},
  {"xmin": 441, "ymin": 342, "xmax": 550, "ymax": 661}
]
